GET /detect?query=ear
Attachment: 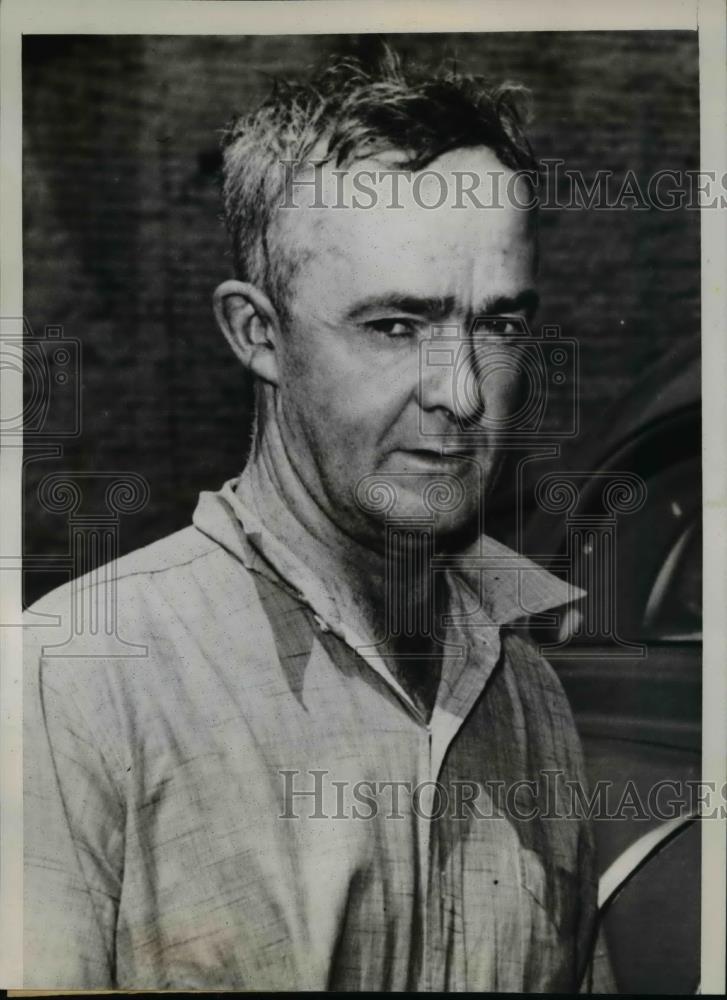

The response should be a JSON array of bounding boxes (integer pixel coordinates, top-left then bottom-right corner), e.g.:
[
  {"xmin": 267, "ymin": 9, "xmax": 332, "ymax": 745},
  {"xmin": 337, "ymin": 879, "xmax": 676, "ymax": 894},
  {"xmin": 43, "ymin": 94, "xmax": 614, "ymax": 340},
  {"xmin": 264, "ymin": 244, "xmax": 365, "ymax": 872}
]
[{"xmin": 213, "ymin": 279, "xmax": 281, "ymax": 386}]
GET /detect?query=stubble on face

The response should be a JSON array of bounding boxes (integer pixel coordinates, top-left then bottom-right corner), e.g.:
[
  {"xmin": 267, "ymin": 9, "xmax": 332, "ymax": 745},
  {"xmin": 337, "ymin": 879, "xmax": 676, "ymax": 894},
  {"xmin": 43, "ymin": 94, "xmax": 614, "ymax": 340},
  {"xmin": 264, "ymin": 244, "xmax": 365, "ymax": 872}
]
[{"xmin": 263, "ymin": 146, "xmax": 537, "ymax": 551}]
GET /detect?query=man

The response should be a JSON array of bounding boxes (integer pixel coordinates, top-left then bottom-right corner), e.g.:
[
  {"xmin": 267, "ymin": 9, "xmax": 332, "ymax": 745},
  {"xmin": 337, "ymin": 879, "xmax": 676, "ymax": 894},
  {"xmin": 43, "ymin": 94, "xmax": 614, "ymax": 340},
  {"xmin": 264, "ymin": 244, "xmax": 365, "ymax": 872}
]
[{"xmin": 24, "ymin": 53, "xmax": 611, "ymax": 990}]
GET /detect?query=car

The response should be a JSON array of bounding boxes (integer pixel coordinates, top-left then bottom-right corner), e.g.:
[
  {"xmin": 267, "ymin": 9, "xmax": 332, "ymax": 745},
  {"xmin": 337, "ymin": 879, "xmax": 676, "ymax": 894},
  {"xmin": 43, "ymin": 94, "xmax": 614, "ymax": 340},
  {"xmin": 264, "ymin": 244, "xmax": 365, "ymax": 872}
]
[{"xmin": 496, "ymin": 341, "xmax": 701, "ymax": 994}]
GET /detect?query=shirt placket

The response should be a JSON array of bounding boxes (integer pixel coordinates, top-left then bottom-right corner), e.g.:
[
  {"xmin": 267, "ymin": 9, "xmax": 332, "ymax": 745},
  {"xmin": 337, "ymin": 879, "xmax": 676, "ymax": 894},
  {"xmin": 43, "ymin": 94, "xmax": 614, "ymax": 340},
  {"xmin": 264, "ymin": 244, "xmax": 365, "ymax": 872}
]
[
  {"xmin": 216, "ymin": 482, "xmax": 510, "ymax": 988},
  {"xmin": 418, "ymin": 585, "xmax": 504, "ymax": 990},
  {"xmin": 295, "ymin": 583, "xmax": 503, "ymax": 992}
]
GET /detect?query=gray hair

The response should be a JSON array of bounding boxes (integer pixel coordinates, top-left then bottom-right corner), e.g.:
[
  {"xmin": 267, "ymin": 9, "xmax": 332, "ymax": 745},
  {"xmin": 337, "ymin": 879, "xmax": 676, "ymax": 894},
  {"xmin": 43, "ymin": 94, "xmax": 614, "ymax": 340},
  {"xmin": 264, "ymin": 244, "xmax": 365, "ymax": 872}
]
[{"xmin": 220, "ymin": 48, "xmax": 537, "ymax": 322}]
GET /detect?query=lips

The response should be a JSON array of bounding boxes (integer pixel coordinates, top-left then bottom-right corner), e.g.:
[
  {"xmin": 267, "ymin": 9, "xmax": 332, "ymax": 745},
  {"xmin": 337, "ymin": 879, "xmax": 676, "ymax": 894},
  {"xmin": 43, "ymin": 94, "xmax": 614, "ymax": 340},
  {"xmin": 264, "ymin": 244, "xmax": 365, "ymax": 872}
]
[
  {"xmin": 390, "ymin": 448, "xmax": 476, "ymax": 470},
  {"xmin": 404, "ymin": 448, "xmax": 448, "ymax": 458},
  {"xmin": 402, "ymin": 445, "xmax": 477, "ymax": 459}
]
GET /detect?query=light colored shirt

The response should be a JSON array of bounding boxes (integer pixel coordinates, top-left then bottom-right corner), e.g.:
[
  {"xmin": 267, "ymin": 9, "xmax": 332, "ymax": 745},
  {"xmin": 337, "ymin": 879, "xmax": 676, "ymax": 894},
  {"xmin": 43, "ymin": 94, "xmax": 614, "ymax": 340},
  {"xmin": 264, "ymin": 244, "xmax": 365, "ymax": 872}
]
[{"xmin": 24, "ymin": 475, "xmax": 606, "ymax": 991}]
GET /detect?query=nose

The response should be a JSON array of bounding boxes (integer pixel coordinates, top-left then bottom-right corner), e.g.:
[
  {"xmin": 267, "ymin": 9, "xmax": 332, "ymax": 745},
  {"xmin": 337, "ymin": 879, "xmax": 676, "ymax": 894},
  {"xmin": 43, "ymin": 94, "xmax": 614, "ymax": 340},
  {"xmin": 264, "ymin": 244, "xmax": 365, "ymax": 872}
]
[{"xmin": 419, "ymin": 336, "xmax": 484, "ymax": 429}]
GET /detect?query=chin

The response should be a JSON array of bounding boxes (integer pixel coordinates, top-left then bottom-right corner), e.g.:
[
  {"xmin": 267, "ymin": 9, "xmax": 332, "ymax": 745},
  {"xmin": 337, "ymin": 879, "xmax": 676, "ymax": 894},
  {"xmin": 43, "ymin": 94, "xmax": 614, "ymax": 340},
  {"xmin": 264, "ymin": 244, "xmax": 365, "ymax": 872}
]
[
  {"xmin": 347, "ymin": 461, "xmax": 492, "ymax": 548},
  {"xmin": 432, "ymin": 507, "xmax": 483, "ymax": 551},
  {"xmin": 385, "ymin": 496, "xmax": 482, "ymax": 548}
]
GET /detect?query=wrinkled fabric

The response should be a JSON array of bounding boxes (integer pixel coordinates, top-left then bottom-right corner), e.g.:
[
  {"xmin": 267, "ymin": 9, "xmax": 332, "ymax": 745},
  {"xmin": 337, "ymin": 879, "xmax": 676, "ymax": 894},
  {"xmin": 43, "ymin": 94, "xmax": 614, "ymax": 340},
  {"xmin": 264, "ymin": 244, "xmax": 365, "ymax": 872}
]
[{"xmin": 24, "ymin": 476, "xmax": 607, "ymax": 991}]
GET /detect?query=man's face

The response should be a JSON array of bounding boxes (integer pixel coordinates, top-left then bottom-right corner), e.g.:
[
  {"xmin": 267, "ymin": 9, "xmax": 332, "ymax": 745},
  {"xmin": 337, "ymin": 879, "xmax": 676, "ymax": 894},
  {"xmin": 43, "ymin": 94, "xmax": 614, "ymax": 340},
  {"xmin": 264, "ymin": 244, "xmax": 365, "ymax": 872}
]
[{"xmin": 269, "ymin": 146, "xmax": 537, "ymax": 547}]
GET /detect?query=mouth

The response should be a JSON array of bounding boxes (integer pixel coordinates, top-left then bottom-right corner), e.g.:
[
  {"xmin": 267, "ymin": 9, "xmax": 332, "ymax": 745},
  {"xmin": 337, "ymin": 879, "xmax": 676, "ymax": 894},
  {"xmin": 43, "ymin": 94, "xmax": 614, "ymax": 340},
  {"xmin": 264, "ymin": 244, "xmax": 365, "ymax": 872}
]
[{"xmin": 392, "ymin": 448, "xmax": 477, "ymax": 469}]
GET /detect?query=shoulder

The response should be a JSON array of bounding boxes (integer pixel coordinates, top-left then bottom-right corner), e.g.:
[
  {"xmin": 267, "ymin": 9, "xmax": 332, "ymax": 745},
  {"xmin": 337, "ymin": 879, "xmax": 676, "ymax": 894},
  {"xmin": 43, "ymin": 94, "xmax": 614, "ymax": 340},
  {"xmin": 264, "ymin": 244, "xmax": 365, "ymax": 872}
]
[
  {"xmin": 26, "ymin": 522, "xmax": 218, "ymax": 612},
  {"xmin": 500, "ymin": 628, "xmax": 586, "ymax": 766},
  {"xmin": 24, "ymin": 521, "xmax": 260, "ymax": 634},
  {"xmin": 501, "ymin": 629, "xmax": 567, "ymax": 697},
  {"xmin": 22, "ymin": 522, "xmax": 265, "ymax": 695},
  {"xmin": 23, "ymin": 521, "xmax": 275, "ymax": 767}
]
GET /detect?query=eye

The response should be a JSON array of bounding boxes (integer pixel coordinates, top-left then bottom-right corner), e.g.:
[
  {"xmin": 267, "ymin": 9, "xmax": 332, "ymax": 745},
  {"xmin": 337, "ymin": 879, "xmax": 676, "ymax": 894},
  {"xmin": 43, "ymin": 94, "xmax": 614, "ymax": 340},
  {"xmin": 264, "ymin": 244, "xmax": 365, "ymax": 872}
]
[
  {"xmin": 366, "ymin": 318, "xmax": 418, "ymax": 339},
  {"xmin": 477, "ymin": 315, "xmax": 527, "ymax": 339}
]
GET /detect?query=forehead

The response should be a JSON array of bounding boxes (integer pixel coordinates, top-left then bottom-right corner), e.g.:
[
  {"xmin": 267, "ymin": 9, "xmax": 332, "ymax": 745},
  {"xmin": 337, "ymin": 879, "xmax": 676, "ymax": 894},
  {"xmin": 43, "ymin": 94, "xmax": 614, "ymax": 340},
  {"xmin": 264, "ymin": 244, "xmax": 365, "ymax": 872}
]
[{"xmin": 275, "ymin": 146, "xmax": 535, "ymax": 313}]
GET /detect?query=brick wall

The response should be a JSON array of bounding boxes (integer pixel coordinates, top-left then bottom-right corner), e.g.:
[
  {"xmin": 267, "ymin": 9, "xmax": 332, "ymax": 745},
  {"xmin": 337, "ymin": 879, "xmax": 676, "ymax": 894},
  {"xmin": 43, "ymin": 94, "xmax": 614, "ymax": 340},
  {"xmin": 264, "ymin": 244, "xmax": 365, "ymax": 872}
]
[{"xmin": 22, "ymin": 32, "xmax": 700, "ymax": 602}]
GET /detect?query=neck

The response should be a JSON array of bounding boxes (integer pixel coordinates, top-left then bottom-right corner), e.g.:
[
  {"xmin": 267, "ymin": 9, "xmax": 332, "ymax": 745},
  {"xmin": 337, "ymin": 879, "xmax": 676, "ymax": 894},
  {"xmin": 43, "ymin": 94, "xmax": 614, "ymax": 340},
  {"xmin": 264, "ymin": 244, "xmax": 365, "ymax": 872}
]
[{"xmin": 241, "ymin": 418, "xmax": 441, "ymax": 661}]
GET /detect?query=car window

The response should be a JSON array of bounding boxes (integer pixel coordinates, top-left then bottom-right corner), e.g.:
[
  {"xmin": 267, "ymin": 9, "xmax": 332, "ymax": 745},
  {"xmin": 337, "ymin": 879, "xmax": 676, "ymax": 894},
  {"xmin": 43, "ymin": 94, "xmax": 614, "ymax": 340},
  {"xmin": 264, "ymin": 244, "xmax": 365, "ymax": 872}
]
[
  {"xmin": 566, "ymin": 456, "xmax": 701, "ymax": 645},
  {"xmin": 642, "ymin": 519, "xmax": 701, "ymax": 641}
]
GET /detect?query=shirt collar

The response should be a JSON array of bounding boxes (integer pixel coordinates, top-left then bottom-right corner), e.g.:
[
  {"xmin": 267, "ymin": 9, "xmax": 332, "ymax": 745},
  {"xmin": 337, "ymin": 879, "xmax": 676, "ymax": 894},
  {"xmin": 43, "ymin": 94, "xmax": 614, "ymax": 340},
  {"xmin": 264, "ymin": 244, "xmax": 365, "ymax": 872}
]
[{"xmin": 192, "ymin": 475, "xmax": 582, "ymax": 631}]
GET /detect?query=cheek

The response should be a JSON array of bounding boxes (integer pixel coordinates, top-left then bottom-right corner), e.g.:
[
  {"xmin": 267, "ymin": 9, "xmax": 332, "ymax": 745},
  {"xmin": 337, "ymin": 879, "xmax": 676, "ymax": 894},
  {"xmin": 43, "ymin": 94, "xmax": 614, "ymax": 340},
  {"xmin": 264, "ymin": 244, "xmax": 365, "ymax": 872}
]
[
  {"xmin": 279, "ymin": 332, "xmax": 410, "ymax": 443},
  {"xmin": 475, "ymin": 355, "xmax": 523, "ymax": 421},
  {"xmin": 275, "ymin": 350, "xmax": 371, "ymax": 468},
  {"xmin": 499, "ymin": 368, "xmax": 525, "ymax": 412}
]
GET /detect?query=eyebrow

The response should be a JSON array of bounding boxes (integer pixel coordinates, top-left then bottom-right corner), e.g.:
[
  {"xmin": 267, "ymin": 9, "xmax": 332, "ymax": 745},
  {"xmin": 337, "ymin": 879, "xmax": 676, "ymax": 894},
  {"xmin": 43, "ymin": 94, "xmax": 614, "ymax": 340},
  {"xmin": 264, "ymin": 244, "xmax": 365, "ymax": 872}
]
[
  {"xmin": 345, "ymin": 294, "xmax": 456, "ymax": 323},
  {"xmin": 478, "ymin": 289, "xmax": 540, "ymax": 321},
  {"xmin": 344, "ymin": 289, "xmax": 540, "ymax": 324}
]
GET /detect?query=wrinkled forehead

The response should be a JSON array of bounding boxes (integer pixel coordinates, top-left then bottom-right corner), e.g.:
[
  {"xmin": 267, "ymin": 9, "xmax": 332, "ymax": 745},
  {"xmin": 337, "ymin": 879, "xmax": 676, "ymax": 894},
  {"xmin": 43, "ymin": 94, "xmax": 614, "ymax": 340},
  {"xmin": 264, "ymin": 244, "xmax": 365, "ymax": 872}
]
[{"xmin": 272, "ymin": 146, "xmax": 536, "ymax": 310}]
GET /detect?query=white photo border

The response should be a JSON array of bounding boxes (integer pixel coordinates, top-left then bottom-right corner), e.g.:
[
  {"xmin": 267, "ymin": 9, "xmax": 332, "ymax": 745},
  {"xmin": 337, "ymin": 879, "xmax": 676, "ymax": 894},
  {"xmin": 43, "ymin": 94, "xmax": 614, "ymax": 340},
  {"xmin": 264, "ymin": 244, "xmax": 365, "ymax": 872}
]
[{"xmin": 1, "ymin": 0, "xmax": 724, "ymax": 992}]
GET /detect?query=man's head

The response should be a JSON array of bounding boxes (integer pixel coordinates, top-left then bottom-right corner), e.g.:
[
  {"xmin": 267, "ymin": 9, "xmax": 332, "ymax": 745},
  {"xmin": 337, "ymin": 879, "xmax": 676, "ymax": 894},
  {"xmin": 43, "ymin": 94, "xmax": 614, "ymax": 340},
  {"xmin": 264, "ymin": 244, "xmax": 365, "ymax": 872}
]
[{"xmin": 214, "ymin": 51, "xmax": 539, "ymax": 549}]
